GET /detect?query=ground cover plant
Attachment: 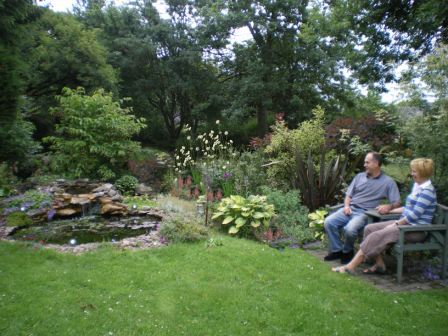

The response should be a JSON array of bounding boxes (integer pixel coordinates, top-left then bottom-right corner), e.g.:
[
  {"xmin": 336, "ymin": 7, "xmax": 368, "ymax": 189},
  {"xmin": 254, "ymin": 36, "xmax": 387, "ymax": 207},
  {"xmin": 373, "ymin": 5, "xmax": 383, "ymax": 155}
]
[{"xmin": 1, "ymin": 239, "xmax": 448, "ymax": 336}]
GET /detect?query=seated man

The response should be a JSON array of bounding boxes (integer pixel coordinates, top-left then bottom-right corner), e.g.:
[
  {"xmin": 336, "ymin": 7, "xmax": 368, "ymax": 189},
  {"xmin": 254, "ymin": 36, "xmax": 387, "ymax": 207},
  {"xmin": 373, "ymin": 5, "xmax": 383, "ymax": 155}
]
[{"xmin": 324, "ymin": 152, "xmax": 400, "ymax": 264}]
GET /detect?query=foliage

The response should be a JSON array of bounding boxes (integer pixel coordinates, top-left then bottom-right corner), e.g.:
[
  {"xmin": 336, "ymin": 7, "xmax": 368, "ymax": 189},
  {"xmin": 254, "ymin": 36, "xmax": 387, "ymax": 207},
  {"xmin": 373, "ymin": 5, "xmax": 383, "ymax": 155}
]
[
  {"xmin": 2, "ymin": 189, "xmax": 53, "ymax": 213},
  {"xmin": 325, "ymin": 113, "xmax": 396, "ymax": 153},
  {"xmin": 0, "ymin": 112, "xmax": 41, "ymax": 173},
  {"xmin": 44, "ymin": 87, "xmax": 146, "ymax": 180},
  {"xmin": 212, "ymin": 195, "xmax": 275, "ymax": 237},
  {"xmin": 80, "ymin": 2, "xmax": 221, "ymax": 146},
  {"xmin": 115, "ymin": 175, "xmax": 139, "ymax": 196},
  {"xmin": 261, "ymin": 187, "xmax": 313, "ymax": 244},
  {"xmin": 345, "ymin": 0, "xmax": 448, "ymax": 58},
  {"xmin": 5, "ymin": 211, "xmax": 33, "ymax": 227},
  {"xmin": 159, "ymin": 215, "xmax": 209, "ymax": 243},
  {"xmin": 265, "ymin": 106, "xmax": 326, "ymax": 189},
  {"xmin": 23, "ymin": 9, "xmax": 118, "ymax": 139},
  {"xmin": 122, "ymin": 195, "xmax": 158, "ymax": 209},
  {"xmin": 400, "ymin": 108, "xmax": 448, "ymax": 203},
  {"xmin": 290, "ymin": 147, "xmax": 349, "ymax": 211},
  {"xmin": 308, "ymin": 209, "xmax": 329, "ymax": 241},
  {"xmin": 173, "ymin": 121, "xmax": 238, "ymax": 194},
  {"xmin": 0, "ymin": 163, "xmax": 18, "ymax": 198},
  {"xmin": 398, "ymin": 44, "xmax": 448, "ymax": 203},
  {"xmin": 0, "ymin": 0, "xmax": 39, "ymax": 124},
  {"xmin": 231, "ymin": 151, "xmax": 268, "ymax": 196}
]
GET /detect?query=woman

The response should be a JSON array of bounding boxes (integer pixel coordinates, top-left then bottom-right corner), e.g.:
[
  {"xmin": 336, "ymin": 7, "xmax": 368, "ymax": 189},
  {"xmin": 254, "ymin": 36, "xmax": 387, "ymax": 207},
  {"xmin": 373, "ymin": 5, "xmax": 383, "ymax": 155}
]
[{"xmin": 332, "ymin": 158, "xmax": 437, "ymax": 275}]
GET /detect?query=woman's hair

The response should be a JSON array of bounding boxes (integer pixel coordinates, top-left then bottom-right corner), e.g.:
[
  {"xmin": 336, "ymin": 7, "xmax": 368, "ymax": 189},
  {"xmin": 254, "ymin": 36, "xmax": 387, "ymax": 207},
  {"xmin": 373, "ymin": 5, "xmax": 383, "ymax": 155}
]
[{"xmin": 410, "ymin": 158, "xmax": 434, "ymax": 179}]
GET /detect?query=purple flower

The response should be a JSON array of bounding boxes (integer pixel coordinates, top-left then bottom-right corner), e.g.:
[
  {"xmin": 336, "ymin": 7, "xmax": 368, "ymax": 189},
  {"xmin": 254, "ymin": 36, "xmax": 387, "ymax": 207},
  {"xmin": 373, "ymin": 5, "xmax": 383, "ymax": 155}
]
[
  {"xmin": 47, "ymin": 209, "xmax": 56, "ymax": 221},
  {"xmin": 223, "ymin": 172, "xmax": 232, "ymax": 180},
  {"xmin": 423, "ymin": 265, "xmax": 440, "ymax": 281}
]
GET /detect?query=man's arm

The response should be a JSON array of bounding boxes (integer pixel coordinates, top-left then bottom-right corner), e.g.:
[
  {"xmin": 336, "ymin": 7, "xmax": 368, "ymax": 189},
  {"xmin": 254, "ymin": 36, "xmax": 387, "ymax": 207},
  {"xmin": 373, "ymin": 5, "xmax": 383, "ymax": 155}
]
[
  {"xmin": 376, "ymin": 178, "xmax": 401, "ymax": 214},
  {"xmin": 376, "ymin": 201, "xmax": 401, "ymax": 215},
  {"xmin": 343, "ymin": 195, "xmax": 352, "ymax": 215}
]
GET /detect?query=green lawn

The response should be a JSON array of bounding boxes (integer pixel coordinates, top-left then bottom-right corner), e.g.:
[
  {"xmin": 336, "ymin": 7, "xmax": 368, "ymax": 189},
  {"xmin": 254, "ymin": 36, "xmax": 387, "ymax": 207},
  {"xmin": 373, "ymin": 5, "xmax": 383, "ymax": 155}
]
[{"xmin": 1, "ymin": 237, "xmax": 448, "ymax": 336}]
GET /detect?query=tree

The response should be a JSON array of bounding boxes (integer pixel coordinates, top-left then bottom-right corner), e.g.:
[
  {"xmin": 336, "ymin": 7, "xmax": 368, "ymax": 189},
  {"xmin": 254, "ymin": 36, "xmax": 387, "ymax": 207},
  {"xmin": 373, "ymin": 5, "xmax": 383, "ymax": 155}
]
[
  {"xmin": 398, "ymin": 44, "xmax": 448, "ymax": 203},
  {"xmin": 0, "ymin": 0, "xmax": 38, "ymax": 124},
  {"xmin": 195, "ymin": 0, "xmax": 374, "ymax": 135},
  {"xmin": 44, "ymin": 87, "xmax": 146, "ymax": 180},
  {"xmin": 78, "ymin": 0, "xmax": 221, "ymax": 146},
  {"xmin": 22, "ymin": 9, "xmax": 118, "ymax": 139},
  {"xmin": 0, "ymin": 0, "xmax": 42, "ymax": 173}
]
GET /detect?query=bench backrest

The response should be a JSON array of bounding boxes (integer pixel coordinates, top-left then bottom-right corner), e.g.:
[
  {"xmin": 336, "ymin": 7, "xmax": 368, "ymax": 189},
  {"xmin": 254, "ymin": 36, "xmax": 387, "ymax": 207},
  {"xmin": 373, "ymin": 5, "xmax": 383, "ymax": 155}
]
[{"xmin": 432, "ymin": 203, "xmax": 448, "ymax": 225}]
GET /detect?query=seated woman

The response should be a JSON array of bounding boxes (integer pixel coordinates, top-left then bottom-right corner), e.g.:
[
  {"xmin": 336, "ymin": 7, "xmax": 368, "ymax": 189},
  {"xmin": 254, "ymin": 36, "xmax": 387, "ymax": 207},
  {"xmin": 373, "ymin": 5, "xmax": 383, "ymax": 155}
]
[{"xmin": 332, "ymin": 158, "xmax": 437, "ymax": 275}]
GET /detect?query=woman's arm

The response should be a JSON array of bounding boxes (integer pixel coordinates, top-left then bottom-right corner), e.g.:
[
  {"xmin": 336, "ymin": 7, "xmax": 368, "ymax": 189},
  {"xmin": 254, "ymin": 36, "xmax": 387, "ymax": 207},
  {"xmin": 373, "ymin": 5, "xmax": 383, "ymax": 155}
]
[{"xmin": 390, "ymin": 206, "xmax": 404, "ymax": 214}]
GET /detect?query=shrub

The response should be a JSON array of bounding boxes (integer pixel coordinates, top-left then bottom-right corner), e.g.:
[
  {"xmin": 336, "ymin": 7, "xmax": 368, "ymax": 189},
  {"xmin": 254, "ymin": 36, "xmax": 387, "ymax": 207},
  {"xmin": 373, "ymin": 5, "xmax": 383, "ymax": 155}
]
[
  {"xmin": 0, "ymin": 163, "xmax": 18, "ymax": 197},
  {"xmin": 265, "ymin": 106, "xmax": 326, "ymax": 189},
  {"xmin": 159, "ymin": 215, "xmax": 209, "ymax": 243},
  {"xmin": 0, "ymin": 112, "xmax": 41, "ymax": 174},
  {"xmin": 261, "ymin": 187, "xmax": 313, "ymax": 244},
  {"xmin": 212, "ymin": 195, "xmax": 275, "ymax": 237},
  {"xmin": 6, "ymin": 211, "xmax": 33, "ymax": 227},
  {"xmin": 115, "ymin": 175, "xmax": 139, "ymax": 196},
  {"xmin": 308, "ymin": 209, "xmax": 328, "ymax": 241},
  {"xmin": 400, "ymin": 107, "xmax": 448, "ymax": 203},
  {"xmin": 127, "ymin": 147, "xmax": 172, "ymax": 190},
  {"xmin": 44, "ymin": 87, "xmax": 146, "ymax": 180}
]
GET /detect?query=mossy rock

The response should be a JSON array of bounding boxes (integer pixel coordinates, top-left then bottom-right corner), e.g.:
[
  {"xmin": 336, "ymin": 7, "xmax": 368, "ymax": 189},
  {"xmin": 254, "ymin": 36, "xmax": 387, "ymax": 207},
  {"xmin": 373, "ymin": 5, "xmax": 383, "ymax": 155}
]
[{"xmin": 6, "ymin": 211, "xmax": 33, "ymax": 227}]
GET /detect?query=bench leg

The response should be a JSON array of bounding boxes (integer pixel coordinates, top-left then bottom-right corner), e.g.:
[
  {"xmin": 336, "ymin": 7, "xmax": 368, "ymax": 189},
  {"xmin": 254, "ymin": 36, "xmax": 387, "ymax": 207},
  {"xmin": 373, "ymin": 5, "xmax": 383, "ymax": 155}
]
[
  {"xmin": 442, "ymin": 246, "xmax": 448, "ymax": 280},
  {"xmin": 396, "ymin": 251, "xmax": 404, "ymax": 283}
]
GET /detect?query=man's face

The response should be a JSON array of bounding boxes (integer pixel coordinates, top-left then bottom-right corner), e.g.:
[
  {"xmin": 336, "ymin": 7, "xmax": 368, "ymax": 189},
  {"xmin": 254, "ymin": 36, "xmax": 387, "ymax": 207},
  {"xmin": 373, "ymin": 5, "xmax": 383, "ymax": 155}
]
[{"xmin": 364, "ymin": 154, "xmax": 379, "ymax": 176}]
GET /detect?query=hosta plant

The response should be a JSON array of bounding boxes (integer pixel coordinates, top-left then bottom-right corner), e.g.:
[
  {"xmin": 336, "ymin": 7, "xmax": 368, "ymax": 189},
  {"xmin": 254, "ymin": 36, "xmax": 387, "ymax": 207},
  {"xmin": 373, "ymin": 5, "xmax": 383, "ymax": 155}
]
[
  {"xmin": 212, "ymin": 195, "xmax": 275, "ymax": 237},
  {"xmin": 308, "ymin": 209, "xmax": 328, "ymax": 241}
]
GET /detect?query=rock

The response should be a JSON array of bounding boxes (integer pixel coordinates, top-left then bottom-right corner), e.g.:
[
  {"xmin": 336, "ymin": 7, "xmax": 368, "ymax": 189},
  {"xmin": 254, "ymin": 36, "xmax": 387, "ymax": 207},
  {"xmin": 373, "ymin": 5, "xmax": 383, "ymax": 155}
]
[
  {"xmin": 56, "ymin": 208, "xmax": 79, "ymax": 216},
  {"xmin": 101, "ymin": 203, "xmax": 127, "ymax": 215},
  {"xmin": 70, "ymin": 196, "xmax": 91, "ymax": 205},
  {"xmin": 110, "ymin": 194, "xmax": 123, "ymax": 202},
  {"xmin": 136, "ymin": 183, "xmax": 153, "ymax": 196},
  {"xmin": 27, "ymin": 208, "xmax": 50, "ymax": 222},
  {"xmin": 78, "ymin": 193, "xmax": 96, "ymax": 200},
  {"xmin": 108, "ymin": 189, "xmax": 117, "ymax": 197},
  {"xmin": 92, "ymin": 191, "xmax": 106, "ymax": 198},
  {"xmin": 99, "ymin": 196, "xmax": 113, "ymax": 204}
]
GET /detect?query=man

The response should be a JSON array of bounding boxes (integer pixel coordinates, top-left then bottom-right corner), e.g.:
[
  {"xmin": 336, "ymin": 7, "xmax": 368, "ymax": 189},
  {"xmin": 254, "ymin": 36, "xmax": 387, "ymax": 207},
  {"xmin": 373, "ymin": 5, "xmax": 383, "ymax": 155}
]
[{"xmin": 324, "ymin": 152, "xmax": 400, "ymax": 264}]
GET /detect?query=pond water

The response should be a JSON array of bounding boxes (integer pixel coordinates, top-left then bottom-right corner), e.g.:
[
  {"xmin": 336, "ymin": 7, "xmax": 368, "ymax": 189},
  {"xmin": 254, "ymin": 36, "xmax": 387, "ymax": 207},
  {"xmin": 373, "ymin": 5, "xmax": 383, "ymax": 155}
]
[{"xmin": 10, "ymin": 216, "xmax": 159, "ymax": 245}]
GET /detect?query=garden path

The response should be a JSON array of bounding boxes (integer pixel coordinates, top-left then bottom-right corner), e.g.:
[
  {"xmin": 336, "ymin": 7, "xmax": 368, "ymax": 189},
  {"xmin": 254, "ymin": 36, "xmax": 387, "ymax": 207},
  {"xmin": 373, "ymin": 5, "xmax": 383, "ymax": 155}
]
[{"xmin": 305, "ymin": 248, "xmax": 448, "ymax": 292}]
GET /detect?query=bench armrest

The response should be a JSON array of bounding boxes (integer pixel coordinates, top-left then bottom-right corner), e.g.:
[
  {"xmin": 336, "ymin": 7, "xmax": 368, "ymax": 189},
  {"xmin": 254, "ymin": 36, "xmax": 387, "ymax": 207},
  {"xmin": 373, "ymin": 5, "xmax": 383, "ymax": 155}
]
[{"xmin": 398, "ymin": 224, "xmax": 448, "ymax": 232}]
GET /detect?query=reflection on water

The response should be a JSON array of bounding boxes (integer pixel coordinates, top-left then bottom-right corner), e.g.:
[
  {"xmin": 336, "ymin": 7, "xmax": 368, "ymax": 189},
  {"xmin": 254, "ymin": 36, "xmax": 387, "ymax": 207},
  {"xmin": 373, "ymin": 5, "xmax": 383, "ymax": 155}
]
[{"xmin": 10, "ymin": 216, "xmax": 159, "ymax": 245}]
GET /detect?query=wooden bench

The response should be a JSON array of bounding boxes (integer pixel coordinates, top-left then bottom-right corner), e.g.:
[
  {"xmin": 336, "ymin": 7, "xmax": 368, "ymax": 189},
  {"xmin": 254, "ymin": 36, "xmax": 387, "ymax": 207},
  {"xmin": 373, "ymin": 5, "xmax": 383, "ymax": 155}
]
[{"xmin": 365, "ymin": 203, "xmax": 448, "ymax": 283}]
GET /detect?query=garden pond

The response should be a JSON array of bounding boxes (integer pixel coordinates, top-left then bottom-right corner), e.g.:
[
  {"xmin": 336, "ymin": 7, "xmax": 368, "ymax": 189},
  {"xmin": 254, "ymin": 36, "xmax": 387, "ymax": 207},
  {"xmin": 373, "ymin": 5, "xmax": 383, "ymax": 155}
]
[{"xmin": 9, "ymin": 215, "xmax": 160, "ymax": 245}]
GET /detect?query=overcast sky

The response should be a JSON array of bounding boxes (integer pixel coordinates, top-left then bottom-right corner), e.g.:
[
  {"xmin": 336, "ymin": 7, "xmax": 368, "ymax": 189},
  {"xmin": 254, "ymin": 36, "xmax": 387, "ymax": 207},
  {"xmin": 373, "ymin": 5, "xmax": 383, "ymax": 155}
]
[{"xmin": 40, "ymin": 0, "xmax": 403, "ymax": 103}]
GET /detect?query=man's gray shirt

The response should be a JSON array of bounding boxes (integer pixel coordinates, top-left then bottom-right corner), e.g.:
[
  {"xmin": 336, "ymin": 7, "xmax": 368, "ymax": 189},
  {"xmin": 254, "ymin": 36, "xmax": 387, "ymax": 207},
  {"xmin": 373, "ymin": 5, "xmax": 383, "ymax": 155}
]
[{"xmin": 346, "ymin": 172, "xmax": 400, "ymax": 210}]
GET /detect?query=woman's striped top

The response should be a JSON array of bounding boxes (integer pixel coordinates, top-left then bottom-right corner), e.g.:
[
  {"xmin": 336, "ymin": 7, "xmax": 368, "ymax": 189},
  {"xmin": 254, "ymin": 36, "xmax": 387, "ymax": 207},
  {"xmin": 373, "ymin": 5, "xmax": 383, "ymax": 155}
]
[{"xmin": 401, "ymin": 183, "xmax": 437, "ymax": 225}]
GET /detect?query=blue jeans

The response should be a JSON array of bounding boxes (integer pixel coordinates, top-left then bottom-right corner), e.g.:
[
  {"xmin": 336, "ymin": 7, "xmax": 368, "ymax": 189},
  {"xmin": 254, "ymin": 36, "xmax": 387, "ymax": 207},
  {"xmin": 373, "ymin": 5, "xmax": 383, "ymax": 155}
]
[{"xmin": 324, "ymin": 207, "xmax": 368, "ymax": 253}]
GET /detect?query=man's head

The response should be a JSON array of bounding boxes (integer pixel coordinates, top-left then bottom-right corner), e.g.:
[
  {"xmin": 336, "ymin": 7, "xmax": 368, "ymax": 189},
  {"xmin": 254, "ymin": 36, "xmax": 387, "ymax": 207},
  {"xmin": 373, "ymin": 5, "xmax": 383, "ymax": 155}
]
[{"xmin": 364, "ymin": 152, "xmax": 382, "ymax": 177}]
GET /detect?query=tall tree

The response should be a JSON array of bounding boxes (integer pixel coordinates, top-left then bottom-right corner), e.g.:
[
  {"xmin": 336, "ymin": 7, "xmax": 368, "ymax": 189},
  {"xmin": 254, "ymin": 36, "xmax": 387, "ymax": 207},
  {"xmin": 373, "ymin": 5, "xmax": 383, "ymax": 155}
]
[
  {"xmin": 0, "ymin": 0, "xmax": 41, "ymax": 171},
  {"xmin": 0, "ymin": 0, "xmax": 38, "ymax": 124},
  {"xmin": 22, "ymin": 9, "xmax": 118, "ymax": 138},
  {"xmin": 78, "ymin": 0, "xmax": 221, "ymax": 146},
  {"xmin": 196, "ymin": 0, "xmax": 362, "ymax": 135}
]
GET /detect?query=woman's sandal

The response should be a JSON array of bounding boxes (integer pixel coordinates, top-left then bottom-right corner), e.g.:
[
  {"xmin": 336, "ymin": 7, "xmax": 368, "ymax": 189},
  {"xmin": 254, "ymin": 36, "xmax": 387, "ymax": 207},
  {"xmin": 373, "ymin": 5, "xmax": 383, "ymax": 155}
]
[
  {"xmin": 362, "ymin": 265, "xmax": 386, "ymax": 275},
  {"xmin": 332, "ymin": 266, "xmax": 355, "ymax": 275}
]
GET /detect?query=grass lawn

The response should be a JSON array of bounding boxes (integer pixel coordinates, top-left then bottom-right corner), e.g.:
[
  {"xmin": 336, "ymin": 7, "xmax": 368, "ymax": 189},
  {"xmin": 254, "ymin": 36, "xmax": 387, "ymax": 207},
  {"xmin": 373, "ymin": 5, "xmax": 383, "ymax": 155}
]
[{"xmin": 1, "ymin": 237, "xmax": 448, "ymax": 336}]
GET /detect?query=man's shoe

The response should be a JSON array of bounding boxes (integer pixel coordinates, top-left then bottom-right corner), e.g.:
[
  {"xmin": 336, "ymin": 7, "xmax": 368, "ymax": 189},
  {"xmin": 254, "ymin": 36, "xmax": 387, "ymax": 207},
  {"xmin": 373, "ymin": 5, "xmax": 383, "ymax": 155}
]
[
  {"xmin": 341, "ymin": 250, "xmax": 354, "ymax": 264},
  {"xmin": 324, "ymin": 251, "xmax": 342, "ymax": 261}
]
